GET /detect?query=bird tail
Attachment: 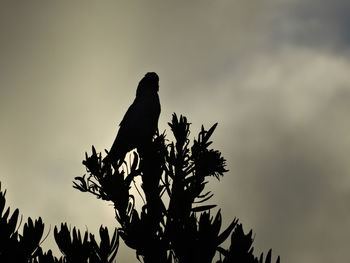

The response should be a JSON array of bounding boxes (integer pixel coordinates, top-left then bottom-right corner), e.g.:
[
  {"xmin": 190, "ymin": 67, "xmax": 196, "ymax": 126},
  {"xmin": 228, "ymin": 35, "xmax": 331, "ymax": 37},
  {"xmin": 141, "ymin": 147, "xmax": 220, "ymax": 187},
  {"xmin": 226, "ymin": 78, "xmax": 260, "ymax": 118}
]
[{"xmin": 103, "ymin": 146, "xmax": 126, "ymax": 168}]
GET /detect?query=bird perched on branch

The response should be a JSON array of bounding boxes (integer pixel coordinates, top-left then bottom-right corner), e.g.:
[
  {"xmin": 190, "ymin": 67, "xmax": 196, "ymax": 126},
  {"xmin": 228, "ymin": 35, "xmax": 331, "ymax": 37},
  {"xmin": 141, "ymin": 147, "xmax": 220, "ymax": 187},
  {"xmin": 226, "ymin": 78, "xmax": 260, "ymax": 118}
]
[{"xmin": 103, "ymin": 72, "xmax": 161, "ymax": 166}]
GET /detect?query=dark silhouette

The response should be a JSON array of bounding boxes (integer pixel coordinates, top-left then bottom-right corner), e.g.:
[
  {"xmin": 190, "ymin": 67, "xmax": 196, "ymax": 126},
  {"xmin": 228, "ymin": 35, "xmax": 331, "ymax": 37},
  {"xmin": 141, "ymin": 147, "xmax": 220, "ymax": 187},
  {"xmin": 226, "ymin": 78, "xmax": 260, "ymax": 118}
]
[
  {"xmin": 75, "ymin": 112, "xmax": 280, "ymax": 263},
  {"xmin": 0, "ymin": 73, "xmax": 280, "ymax": 262},
  {"xmin": 103, "ymin": 72, "xmax": 161, "ymax": 166},
  {"xmin": 0, "ymin": 182, "xmax": 119, "ymax": 263}
]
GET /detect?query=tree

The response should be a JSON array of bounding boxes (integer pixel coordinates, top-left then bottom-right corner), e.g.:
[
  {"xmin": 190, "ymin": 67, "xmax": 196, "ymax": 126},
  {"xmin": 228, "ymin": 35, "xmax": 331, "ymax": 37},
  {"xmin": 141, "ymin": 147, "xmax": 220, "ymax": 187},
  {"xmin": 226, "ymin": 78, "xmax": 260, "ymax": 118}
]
[
  {"xmin": 74, "ymin": 113, "xmax": 280, "ymax": 263},
  {"xmin": 0, "ymin": 113, "xmax": 280, "ymax": 262}
]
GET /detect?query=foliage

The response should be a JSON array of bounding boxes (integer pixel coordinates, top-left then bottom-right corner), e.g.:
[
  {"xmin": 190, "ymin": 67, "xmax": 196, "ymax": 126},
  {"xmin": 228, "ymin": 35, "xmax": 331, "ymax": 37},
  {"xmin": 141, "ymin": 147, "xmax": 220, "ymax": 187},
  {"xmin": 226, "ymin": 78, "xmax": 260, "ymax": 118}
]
[
  {"xmin": 0, "ymin": 183, "xmax": 119, "ymax": 263},
  {"xmin": 0, "ymin": 113, "xmax": 280, "ymax": 262},
  {"xmin": 53, "ymin": 223, "xmax": 118, "ymax": 263},
  {"xmin": 0, "ymin": 182, "xmax": 45, "ymax": 262},
  {"xmin": 74, "ymin": 113, "xmax": 280, "ymax": 263}
]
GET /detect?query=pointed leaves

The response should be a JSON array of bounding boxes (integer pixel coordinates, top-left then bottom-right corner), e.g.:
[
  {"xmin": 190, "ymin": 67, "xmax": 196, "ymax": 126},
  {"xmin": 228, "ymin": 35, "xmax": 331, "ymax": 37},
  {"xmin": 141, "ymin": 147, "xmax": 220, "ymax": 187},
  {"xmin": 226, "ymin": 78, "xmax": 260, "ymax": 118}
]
[
  {"xmin": 217, "ymin": 217, "xmax": 239, "ymax": 246},
  {"xmin": 73, "ymin": 113, "xmax": 278, "ymax": 263}
]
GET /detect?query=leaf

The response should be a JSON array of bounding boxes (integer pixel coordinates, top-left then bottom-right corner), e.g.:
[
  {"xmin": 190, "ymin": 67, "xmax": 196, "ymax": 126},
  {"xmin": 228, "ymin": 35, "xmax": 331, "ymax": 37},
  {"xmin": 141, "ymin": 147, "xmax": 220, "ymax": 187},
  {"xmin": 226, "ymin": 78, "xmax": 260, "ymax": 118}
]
[
  {"xmin": 259, "ymin": 253, "xmax": 264, "ymax": 263},
  {"xmin": 212, "ymin": 209, "xmax": 222, "ymax": 236},
  {"xmin": 194, "ymin": 193, "xmax": 214, "ymax": 204},
  {"xmin": 265, "ymin": 249, "xmax": 272, "ymax": 263},
  {"xmin": 72, "ymin": 175, "xmax": 88, "ymax": 192},
  {"xmin": 217, "ymin": 217, "xmax": 238, "ymax": 245},
  {"xmin": 92, "ymin": 145, "xmax": 97, "ymax": 156},
  {"xmin": 204, "ymin": 123, "xmax": 218, "ymax": 143},
  {"xmin": 191, "ymin": 204, "xmax": 216, "ymax": 212},
  {"xmin": 8, "ymin": 208, "xmax": 19, "ymax": 233}
]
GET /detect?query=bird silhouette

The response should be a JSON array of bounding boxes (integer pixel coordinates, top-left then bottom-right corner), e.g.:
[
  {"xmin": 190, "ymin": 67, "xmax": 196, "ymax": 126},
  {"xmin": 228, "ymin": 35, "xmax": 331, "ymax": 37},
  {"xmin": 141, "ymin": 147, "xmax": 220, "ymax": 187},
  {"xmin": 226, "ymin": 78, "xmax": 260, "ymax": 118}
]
[{"xmin": 103, "ymin": 72, "xmax": 161, "ymax": 166}]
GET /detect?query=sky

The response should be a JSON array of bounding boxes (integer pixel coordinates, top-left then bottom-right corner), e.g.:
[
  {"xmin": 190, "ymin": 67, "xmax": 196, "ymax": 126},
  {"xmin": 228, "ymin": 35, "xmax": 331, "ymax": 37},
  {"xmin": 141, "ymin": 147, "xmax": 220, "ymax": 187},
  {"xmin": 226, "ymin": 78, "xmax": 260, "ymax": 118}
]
[{"xmin": 1, "ymin": 0, "xmax": 350, "ymax": 262}]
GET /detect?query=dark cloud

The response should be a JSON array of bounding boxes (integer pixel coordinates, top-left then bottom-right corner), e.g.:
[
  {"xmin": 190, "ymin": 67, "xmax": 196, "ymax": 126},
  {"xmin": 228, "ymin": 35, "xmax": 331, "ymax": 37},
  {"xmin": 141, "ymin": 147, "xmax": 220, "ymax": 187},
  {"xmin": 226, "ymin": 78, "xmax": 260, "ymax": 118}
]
[{"xmin": 265, "ymin": 0, "xmax": 350, "ymax": 51}]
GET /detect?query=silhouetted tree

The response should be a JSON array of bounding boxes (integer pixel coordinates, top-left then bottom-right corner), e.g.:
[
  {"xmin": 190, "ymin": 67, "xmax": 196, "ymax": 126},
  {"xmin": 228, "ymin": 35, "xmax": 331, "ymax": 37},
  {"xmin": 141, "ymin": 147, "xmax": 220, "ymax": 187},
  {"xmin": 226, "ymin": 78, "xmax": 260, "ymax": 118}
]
[
  {"xmin": 74, "ymin": 113, "xmax": 280, "ymax": 263},
  {"xmin": 0, "ymin": 113, "xmax": 280, "ymax": 262}
]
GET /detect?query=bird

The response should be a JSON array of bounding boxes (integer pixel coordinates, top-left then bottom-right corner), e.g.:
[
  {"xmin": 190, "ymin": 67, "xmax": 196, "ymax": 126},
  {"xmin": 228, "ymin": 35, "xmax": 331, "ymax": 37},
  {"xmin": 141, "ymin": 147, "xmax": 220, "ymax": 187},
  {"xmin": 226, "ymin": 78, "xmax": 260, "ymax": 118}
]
[{"xmin": 103, "ymin": 72, "xmax": 161, "ymax": 166}]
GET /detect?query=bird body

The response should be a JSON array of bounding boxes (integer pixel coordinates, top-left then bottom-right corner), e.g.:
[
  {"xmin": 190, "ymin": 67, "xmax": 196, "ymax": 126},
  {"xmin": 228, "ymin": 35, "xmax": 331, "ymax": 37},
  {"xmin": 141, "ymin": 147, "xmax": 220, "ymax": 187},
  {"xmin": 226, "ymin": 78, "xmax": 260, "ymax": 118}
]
[{"xmin": 104, "ymin": 72, "xmax": 160, "ymax": 165}]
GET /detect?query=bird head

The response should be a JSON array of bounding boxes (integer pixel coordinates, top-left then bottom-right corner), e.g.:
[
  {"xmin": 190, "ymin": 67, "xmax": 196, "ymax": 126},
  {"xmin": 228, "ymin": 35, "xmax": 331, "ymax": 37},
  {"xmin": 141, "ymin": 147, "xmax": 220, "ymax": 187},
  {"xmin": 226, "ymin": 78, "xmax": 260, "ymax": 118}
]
[{"xmin": 136, "ymin": 72, "xmax": 159, "ymax": 96}]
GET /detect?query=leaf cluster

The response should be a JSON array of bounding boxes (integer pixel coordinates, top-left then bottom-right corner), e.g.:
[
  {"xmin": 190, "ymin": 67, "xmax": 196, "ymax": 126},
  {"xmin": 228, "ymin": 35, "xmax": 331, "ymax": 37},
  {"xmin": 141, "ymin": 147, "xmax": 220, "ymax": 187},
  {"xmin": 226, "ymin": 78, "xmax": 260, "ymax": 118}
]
[
  {"xmin": 0, "ymin": 113, "xmax": 280, "ymax": 263},
  {"xmin": 0, "ymin": 183, "xmax": 119, "ymax": 263},
  {"xmin": 74, "ymin": 113, "xmax": 280, "ymax": 263},
  {"xmin": 0, "ymin": 183, "xmax": 50, "ymax": 262},
  {"xmin": 53, "ymin": 223, "xmax": 118, "ymax": 263}
]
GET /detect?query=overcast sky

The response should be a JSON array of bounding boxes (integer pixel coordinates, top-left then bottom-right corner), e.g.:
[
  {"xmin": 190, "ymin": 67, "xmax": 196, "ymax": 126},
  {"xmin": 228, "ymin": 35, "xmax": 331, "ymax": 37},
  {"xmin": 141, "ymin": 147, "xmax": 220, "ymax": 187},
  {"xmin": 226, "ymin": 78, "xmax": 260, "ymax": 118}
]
[{"xmin": 1, "ymin": 1, "xmax": 350, "ymax": 262}]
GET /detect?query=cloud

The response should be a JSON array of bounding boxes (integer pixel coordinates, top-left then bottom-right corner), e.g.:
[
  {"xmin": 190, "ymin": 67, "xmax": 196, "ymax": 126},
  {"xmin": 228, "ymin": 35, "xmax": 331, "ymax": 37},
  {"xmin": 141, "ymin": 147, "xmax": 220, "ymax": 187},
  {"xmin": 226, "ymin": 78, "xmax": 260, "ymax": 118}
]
[
  {"xmin": 262, "ymin": 0, "xmax": 350, "ymax": 51},
  {"xmin": 211, "ymin": 47, "xmax": 350, "ymax": 262}
]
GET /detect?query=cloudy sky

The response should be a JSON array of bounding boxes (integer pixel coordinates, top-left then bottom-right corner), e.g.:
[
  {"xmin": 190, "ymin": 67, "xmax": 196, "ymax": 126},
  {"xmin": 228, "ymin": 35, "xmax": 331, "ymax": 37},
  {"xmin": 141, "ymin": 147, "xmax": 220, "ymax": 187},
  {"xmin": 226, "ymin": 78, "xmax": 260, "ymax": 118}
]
[{"xmin": 1, "ymin": 1, "xmax": 350, "ymax": 262}]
